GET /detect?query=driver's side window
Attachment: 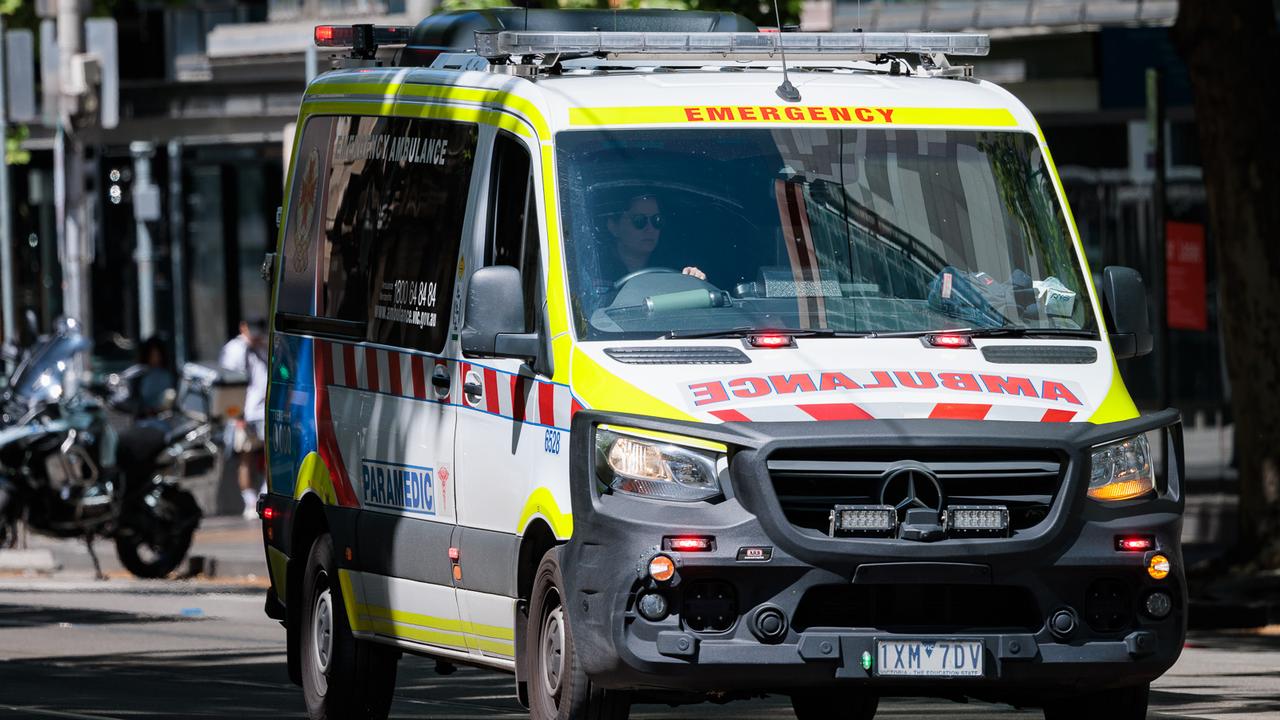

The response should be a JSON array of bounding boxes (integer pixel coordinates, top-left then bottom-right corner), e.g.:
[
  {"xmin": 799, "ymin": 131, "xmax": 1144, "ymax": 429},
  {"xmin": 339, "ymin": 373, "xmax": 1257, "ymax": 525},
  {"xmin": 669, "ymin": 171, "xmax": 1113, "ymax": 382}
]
[{"xmin": 486, "ymin": 131, "xmax": 540, "ymax": 334}]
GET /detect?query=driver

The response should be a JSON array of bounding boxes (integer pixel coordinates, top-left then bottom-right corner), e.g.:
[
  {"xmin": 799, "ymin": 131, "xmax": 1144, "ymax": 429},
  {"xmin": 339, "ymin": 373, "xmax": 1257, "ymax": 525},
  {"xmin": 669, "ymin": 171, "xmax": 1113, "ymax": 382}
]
[{"xmin": 601, "ymin": 194, "xmax": 705, "ymax": 283}]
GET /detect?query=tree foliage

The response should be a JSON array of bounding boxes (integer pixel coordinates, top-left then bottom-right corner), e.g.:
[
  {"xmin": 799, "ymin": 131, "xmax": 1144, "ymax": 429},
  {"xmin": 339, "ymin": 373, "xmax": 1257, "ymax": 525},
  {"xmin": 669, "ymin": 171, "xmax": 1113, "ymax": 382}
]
[{"xmin": 1173, "ymin": 0, "xmax": 1280, "ymax": 568}]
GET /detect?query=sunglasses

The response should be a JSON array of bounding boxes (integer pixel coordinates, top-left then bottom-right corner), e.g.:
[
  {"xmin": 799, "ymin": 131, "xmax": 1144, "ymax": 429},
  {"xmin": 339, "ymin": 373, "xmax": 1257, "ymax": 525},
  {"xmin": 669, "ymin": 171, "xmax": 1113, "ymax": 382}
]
[{"xmin": 627, "ymin": 213, "xmax": 663, "ymax": 231}]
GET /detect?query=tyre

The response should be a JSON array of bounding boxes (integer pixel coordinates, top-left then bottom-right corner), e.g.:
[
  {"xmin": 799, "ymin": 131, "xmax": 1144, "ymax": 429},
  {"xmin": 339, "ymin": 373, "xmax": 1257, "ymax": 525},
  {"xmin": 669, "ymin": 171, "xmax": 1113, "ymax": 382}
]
[
  {"xmin": 791, "ymin": 689, "xmax": 879, "ymax": 720},
  {"xmin": 114, "ymin": 487, "xmax": 200, "ymax": 578},
  {"xmin": 1043, "ymin": 683, "xmax": 1149, "ymax": 720},
  {"xmin": 526, "ymin": 547, "xmax": 630, "ymax": 720},
  {"xmin": 300, "ymin": 533, "xmax": 399, "ymax": 720}
]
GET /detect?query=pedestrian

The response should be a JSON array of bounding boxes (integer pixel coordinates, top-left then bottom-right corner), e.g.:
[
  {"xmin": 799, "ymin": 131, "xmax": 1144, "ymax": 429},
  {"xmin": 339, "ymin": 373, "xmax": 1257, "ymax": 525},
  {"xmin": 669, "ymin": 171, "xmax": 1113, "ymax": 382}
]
[
  {"xmin": 126, "ymin": 335, "xmax": 176, "ymax": 418},
  {"xmin": 219, "ymin": 317, "xmax": 269, "ymax": 519}
]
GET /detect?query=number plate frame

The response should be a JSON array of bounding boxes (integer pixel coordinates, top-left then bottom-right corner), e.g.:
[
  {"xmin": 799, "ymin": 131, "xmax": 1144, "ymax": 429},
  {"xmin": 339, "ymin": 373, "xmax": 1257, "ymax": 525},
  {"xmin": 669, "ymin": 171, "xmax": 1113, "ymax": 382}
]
[{"xmin": 873, "ymin": 638, "xmax": 985, "ymax": 678}]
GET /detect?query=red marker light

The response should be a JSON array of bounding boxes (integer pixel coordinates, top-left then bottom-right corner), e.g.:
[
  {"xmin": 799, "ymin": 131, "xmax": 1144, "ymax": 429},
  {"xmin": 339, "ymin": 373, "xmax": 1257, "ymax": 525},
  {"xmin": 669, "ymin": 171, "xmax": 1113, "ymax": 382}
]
[
  {"xmin": 925, "ymin": 333, "xmax": 974, "ymax": 349},
  {"xmin": 261, "ymin": 506, "xmax": 275, "ymax": 521},
  {"xmin": 1116, "ymin": 535, "xmax": 1155, "ymax": 552},
  {"xmin": 665, "ymin": 536, "xmax": 714, "ymax": 552},
  {"xmin": 748, "ymin": 334, "xmax": 795, "ymax": 349},
  {"xmin": 448, "ymin": 547, "xmax": 460, "ymax": 561},
  {"xmin": 315, "ymin": 25, "xmax": 334, "ymax": 43}
]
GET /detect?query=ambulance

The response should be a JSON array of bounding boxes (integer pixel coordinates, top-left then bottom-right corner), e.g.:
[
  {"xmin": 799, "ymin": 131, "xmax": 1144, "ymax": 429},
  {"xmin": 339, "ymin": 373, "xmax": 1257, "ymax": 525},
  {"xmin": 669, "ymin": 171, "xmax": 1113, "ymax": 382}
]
[{"xmin": 258, "ymin": 9, "xmax": 1185, "ymax": 720}]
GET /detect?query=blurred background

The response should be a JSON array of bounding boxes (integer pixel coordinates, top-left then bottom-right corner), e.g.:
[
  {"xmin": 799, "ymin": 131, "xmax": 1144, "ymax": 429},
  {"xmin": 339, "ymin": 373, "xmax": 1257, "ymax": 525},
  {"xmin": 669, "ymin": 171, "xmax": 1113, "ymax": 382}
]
[{"xmin": 0, "ymin": 0, "xmax": 1242, "ymax": 532}]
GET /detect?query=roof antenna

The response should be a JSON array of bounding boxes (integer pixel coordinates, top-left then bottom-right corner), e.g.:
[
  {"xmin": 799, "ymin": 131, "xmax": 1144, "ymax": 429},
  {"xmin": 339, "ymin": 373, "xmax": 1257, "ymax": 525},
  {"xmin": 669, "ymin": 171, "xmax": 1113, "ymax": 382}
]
[{"xmin": 772, "ymin": 0, "xmax": 800, "ymax": 102}]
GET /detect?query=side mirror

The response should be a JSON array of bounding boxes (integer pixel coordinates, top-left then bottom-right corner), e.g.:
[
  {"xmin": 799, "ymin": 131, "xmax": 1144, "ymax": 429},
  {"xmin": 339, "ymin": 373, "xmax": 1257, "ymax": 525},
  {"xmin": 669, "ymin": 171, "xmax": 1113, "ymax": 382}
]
[
  {"xmin": 1101, "ymin": 266, "xmax": 1153, "ymax": 360},
  {"xmin": 461, "ymin": 266, "xmax": 540, "ymax": 363}
]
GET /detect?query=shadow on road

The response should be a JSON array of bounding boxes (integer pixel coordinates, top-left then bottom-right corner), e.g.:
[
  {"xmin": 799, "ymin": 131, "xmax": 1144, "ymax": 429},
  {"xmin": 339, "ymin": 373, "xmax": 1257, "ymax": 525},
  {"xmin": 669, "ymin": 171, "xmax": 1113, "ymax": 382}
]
[{"xmin": 0, "ymin": 602, "xmax": 206, "ymax": 629}]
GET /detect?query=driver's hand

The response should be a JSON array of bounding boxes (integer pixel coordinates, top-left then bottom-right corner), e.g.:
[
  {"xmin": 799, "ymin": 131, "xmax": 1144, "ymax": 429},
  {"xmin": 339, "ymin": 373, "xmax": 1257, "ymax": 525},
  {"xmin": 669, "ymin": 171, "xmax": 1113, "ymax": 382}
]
[{"xmin": 682, "ymin": 266, "xmax": 707, "ymax": 281}]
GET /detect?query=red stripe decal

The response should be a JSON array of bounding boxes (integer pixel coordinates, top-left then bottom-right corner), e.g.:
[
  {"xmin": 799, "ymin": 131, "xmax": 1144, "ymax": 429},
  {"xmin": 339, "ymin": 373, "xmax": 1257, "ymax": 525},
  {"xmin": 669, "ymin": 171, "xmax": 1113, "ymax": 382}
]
[
  {"xmin": 317, "ymin": 341, "xmax": 334, "ymax": 386},
  {"xmin": 312, "ymin": 353, "xmax": 358, "ymax": 507},
  {"xmin": 364, "ymin": 347, "xmax": 381, "ymax": 392},
  {"xmin": 929, "ymin": 403, "xmax": 992, "ymax": 420},
  {"xmin": 511, "ymin": 375, "xmax": 528, "ymax": 423},
  {"xmin": 387, "ymin": 350, "xmax": 403, "ymax": 397},
  {"xmin": 710, "ymin": 409, "xmax": 752, "ymax": 422},
  {"xmin": 410, "ymin": 354, "xmax": 427, "ymax": 399},
  {"xmin": 571, "ymin": 398, "xmax": 584, "ymax": 418},
  {"xmin": 484, "ymin": 368, "xmax": 500, "ymax": 414},
  {"xmin": 342, "ymin": 343, "xmax": 357, "ymax": 388},
  {"xmin": 538, "ymin": 382, "xmax": 556, "ymax": 425},
  {"xmin": 1041, "ymin": 409, "xmax": 1076, "ymax": 422},
  {"xmin": 797, "ymin": 403, "xmax": 873, "ymax": 421}
]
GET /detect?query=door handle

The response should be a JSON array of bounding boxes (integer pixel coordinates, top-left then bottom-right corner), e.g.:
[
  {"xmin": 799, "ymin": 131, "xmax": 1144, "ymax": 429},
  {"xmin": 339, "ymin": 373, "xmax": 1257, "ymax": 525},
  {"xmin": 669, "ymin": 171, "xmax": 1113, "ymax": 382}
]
[
  {"xmin": 431, "ymin": 374, "xmax": 451, "ymax": 389},
  {"xmin": 463, "ymin": 382, "xmax": 483, "ymax": 396}
]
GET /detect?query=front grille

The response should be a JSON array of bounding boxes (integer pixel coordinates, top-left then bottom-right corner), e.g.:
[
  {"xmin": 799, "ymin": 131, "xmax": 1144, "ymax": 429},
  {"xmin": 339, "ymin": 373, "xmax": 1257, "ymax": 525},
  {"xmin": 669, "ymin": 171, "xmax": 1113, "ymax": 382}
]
[
  {"xmin": 767, "ymin": 448, "xmax": 1065, "ymax": 536},
  {"xmin": 793, "ymin": 583, "xmax": 1043, "ymax": 632}
]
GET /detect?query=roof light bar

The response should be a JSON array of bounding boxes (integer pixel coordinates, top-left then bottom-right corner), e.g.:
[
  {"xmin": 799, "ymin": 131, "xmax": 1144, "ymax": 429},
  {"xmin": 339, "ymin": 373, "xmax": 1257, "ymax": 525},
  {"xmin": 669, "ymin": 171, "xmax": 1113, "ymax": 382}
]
[
  {"xmin": 315, "ymin": 24, "xmax": 412, "ymax": 49},
  {"xmin": 474, "ymin": 30, "xmax": 989, "ymax": 60}
]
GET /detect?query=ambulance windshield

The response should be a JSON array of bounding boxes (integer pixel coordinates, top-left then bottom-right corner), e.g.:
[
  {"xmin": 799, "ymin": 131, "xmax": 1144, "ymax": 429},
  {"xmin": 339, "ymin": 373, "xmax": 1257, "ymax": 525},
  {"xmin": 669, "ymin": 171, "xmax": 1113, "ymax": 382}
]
[{"xmin": 556, "ymin": 128, "xmax": 1097, "ymax": 341}]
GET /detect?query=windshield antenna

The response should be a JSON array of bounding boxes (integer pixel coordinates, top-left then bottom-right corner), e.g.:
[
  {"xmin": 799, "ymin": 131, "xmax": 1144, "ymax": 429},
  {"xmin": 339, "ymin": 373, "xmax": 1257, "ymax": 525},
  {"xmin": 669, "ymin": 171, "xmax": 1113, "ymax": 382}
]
[{"xmin": 772, "ymin": 0, "xmax": 800, "ymax": 102}]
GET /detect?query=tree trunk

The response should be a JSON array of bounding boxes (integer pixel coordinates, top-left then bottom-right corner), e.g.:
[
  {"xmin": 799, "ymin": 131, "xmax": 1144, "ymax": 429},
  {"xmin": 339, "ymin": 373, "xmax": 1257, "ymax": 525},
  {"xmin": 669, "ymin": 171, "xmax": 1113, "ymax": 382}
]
[{"xmin": 1173, "ymin": 1, "xmax": 1280, "ymax": 567}]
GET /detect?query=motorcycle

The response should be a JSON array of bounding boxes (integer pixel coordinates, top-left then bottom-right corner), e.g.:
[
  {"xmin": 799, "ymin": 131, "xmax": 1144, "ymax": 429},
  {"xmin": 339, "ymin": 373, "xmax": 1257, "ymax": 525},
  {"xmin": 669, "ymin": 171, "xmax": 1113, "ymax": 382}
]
[{"xmin": 0, "ymin": 319, "xmax": 215, "ymax": 579}]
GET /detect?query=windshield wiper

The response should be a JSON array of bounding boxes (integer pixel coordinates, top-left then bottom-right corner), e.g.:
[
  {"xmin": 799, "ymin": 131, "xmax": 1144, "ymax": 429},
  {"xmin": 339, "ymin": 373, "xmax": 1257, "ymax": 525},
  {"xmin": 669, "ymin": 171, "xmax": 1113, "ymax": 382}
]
[
  {"xmin": 867, "ymin": 326, "xmax": 1097, "ymax": 339},
  {"xmin": 960, "ymin": 326, "xmax": 1098, "ymax": 339},
  {"xmin": 663, "ymin": 327, "xmax": 872, "ymax": 340}
]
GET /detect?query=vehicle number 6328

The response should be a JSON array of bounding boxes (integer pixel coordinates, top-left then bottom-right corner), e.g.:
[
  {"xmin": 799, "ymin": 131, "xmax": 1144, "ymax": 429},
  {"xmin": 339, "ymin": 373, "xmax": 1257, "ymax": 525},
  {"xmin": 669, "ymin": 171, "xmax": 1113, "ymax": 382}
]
[{"xmin": 544, "ymin": 429, "xmax": 561, "ymax": 455}]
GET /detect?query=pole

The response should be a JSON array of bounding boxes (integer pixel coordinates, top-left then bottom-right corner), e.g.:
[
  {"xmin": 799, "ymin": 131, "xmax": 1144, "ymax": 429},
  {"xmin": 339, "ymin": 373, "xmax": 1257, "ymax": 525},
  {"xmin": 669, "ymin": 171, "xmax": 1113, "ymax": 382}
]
[
  {"xmin": 1147, "ymin": 67, "xmax": 1169, "ymax": 410},
  {"xmin": 131, "ymin": 141, "xmax": 155, "ymax": 339},
  {"xmin": 167, "ymin": 140, "xmax": 186, "ymax": 367},
  {"xmin": 57, "ymin": 0, "xmax": 89, "ymax": 340},
  {"xmin": 0, "ymin": 16, "xmax": 18, "ymax": 355}
]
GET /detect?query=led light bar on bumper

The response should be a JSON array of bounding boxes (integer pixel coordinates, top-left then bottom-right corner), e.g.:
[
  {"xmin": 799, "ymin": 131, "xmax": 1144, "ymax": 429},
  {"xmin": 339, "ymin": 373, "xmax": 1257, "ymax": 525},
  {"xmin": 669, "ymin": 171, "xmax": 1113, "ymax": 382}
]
[
  {"xmin": 1088, "ymin": 434, "xmax": 1155, "ymax": 501},
  {"xmin": 946, "ymin": 505, "xmax": 1010, "ymax": 536},
  {"xmin": 830, "ymin": 504, "xmax": 897, "ymax": 536},
  {"xmin": 595, "ymin": 428, "xmax": 725, "ymax": 502},
  {"xmin": 474, "ymin": 30, "xmax": 990, "ymax": 60}
]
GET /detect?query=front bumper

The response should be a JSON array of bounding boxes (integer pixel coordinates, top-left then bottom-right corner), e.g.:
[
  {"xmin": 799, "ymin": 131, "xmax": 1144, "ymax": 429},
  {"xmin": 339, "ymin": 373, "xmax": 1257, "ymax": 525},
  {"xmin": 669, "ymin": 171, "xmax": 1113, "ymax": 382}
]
[{"xmin": 562, "ymin": 410, "xmax": 1186, "ymax": 702}]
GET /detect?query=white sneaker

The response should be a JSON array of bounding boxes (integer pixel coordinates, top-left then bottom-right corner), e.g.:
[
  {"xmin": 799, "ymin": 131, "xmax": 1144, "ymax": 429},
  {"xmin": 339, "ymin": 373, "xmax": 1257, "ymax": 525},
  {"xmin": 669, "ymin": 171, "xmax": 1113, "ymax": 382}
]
[{"xmin": 243, "ymin": 507, "xmax": 258, "ymax": 520}]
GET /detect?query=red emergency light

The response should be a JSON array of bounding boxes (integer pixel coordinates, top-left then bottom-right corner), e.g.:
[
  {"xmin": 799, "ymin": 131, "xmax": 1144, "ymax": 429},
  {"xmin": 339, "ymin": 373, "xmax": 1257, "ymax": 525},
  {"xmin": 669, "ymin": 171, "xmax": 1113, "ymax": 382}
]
[
  {"xmin": 314, "ymin": 24, "xmax": 413, "ymax": 50},
  {"xmin": 748, "ymin": 333, "xmax": 796, "ymax": 349},
  {"xmin": 1115, "ymin": 535, "xmax": 1155, "ymax": 552},
  {"xmin": 925, "ymin": 333, "xmax": 975, "ymax": 349},
  {"xmin": 261, "ymin": 505, "xmax": 276, "ymax": 521},
  {"xmin": 664, "ymin": 536, "xmax": 715, "ymax": 552}
]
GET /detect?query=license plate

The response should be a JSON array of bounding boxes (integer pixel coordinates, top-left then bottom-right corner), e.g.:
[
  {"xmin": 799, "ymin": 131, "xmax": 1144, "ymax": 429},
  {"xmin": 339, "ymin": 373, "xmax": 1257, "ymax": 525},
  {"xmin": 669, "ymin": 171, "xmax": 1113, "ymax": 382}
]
[{"xmin": 875, "ymin": 639, "xmax": 984, "ymax": 677}]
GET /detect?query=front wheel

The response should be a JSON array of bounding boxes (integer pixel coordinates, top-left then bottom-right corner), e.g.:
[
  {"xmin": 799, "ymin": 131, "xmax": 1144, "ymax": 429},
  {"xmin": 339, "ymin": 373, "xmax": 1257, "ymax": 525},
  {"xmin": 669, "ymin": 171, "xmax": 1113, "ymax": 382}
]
[
  {"xmin": 526, "ymin": 547, "xmax": 630, "ymax": 720},
  {"xmin": 1043, "ymin": 683, "xmax": 1149, "ymax": 720},
  {"xmin": 114, "ymin": 487, "xmax": 200, "ymax": 578},
  {"xmin": 300, "ymin": 533, "xmax": 398, "ymax": 720},
  {"xmin": 791, "ymin": 690, "xmax": 878, "ymax": 720}
]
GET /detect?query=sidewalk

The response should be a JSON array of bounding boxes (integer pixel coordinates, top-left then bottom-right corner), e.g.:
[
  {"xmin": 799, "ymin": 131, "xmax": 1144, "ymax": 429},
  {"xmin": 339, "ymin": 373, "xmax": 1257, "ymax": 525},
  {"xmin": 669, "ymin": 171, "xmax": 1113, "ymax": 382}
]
[{"xmin": 0, "ymin": 515, "xmax": 268, "ymax": 585}]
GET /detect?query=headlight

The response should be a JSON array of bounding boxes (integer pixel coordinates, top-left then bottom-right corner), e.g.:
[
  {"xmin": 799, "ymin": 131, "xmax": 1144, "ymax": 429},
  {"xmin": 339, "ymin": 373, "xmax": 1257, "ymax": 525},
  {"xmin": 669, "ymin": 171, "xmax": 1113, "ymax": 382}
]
[
  {"xmin": 1088, "ymin": 434, "xmax": 1155, "ymax": 501},
  {"xmin": 595, "ymin": 428, "xmax": 724, "ymax": 502}
]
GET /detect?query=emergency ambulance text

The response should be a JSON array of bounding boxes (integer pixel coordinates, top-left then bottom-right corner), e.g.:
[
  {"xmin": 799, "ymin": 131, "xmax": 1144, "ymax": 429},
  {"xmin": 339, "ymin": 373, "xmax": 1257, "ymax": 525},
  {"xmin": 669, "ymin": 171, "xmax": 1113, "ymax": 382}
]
[
  {"xmin": 333, "ymin": 134, "xmax": 450, "ymax": 165},
  {"xmin": 682, "ymin": 106, "xmax": 895, "ymax": 123},
  {"xmin": 360, "ymin": 460, "xmax": 436, "ymax": 515},
  {"xmin": 686, "ymin": 370, "xmax": 1084, "ymax": 407}
]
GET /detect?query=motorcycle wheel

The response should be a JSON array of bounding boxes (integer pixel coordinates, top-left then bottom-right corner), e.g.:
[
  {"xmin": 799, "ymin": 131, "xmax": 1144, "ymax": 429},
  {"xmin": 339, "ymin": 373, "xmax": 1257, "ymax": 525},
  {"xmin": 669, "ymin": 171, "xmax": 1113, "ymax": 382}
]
[{"xmin": 115, "ymin": 487, "xmax": 200, "ymax": 578}]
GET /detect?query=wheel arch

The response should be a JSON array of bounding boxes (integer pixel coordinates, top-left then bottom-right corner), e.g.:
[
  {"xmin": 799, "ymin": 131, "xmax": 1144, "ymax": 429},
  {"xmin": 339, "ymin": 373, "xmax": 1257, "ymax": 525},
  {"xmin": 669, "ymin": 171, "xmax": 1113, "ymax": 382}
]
[
  {"xmin": 286, "ymin": 491, "xmax": 329, "ymax": 686},
  {"xmin": 513, "ymin": 518, "xmax": 562, "ymax": 708}
]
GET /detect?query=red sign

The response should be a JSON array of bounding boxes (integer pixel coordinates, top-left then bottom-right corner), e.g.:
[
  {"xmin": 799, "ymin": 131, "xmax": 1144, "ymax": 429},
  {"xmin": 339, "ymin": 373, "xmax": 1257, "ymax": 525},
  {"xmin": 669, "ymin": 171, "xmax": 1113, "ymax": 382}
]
[{"xmin": 1166, "ymin": 221, "xmax": 1207, "ymax": 332}]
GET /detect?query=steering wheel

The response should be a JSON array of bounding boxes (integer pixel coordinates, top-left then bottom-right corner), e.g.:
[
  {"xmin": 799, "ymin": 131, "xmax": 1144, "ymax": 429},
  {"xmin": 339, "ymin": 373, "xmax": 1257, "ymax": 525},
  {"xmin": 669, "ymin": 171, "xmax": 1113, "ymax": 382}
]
[{"xmin": 612, "ymin": 267, "xmax": 679, "ymax": 290}]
